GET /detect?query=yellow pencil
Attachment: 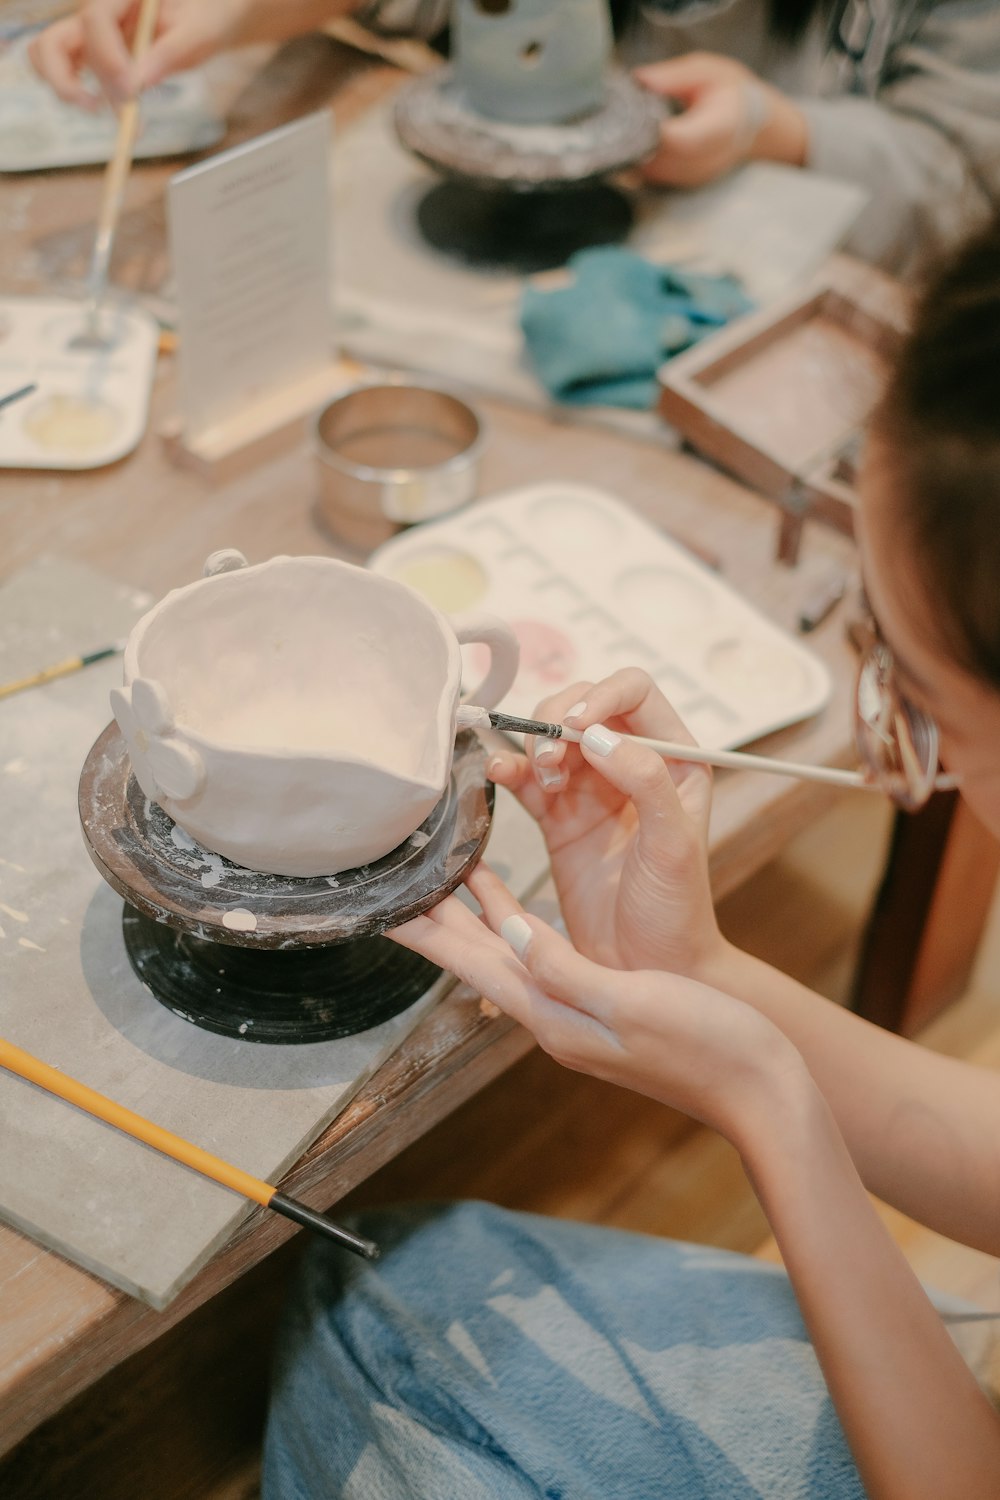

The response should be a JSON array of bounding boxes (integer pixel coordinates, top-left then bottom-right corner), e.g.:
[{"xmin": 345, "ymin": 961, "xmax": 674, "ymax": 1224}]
[
  {"xmin": 0, "ymin": 1036, "xmax": 378, "ymax": 1260},
  {"xmin": 0, "ymin": 644, "xmax": 123, "ymax": 701}
]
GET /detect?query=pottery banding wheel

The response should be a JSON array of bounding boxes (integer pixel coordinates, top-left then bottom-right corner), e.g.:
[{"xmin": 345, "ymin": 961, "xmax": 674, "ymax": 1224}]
[
  {"xmin": 394, "ymin": 69, "xmax": 662, "ymax": 272},
  {"xmin": 394, "ymin": 68, "xmax": 663, "ymax": 190},
  {"xmin": 79, "ymin": 724, "xmax": 494, "ymax": 1043}
]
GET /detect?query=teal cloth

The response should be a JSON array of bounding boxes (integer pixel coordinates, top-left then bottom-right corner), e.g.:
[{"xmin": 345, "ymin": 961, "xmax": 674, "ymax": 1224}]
[{"xmin": 520, "ymin": 246, "xmax": 754, "ymax": 410}]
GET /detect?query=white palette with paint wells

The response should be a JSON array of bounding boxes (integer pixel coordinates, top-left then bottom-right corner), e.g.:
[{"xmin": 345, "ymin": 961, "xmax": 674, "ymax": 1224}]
[
  {"xmin": 369, "ymin": 483, "xmax": 832, "ymax": 749},
  {"xmin": 0, "ymin": 296, "xmax": 158, "ymax": 470},
  {"xmin": 0, "ymin": 32, "xmax": 223, "ymax": 172}
]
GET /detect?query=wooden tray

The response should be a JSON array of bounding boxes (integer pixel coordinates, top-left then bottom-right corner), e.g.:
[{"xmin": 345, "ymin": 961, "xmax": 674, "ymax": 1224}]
[{"xmin": 657, "ymin": 260, "xmax": 909, "ymax": 559}]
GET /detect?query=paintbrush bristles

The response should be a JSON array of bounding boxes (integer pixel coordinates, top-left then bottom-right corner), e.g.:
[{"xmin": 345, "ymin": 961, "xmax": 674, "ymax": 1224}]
[{"xmin": 455, "ymin": 704, "xmax": 491, "ymax": 731}]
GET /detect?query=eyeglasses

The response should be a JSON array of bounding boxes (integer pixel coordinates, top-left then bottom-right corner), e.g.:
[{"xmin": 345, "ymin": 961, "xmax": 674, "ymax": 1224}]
[{"xmin": 854, "ymin": 631, "xmax": 952, "ymax": 811}]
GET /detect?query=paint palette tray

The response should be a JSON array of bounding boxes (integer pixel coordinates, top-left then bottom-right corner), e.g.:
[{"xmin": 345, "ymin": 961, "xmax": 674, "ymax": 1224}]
[
  {"xmin": 0, "ymin": 31, "xmax": 223, "ymax": 172},
  {"xmin": 369, "ymin": 483, "xmax": 832, "ymax": 749},
  {"xmin": 0, "ymin": 296, "xmax": 158, "ymax": 469}
]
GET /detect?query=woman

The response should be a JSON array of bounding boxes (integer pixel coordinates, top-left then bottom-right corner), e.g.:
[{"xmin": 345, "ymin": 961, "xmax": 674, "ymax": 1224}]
[
  {"xmin": 29, "ymin": 0, "xmax": 1000, "ymax": 275},
  {"xmin": 261, "ymin": 220, "xmax": 1000, "ymax": 1497}
]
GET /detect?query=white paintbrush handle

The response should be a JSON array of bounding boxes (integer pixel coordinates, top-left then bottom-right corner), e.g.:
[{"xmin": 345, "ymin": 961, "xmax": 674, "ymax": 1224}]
[
  {"xmin": 568, "ymin": 730, "xmax": 959, "ymax": 793},
  {"xmin": 455, "ymin": 705, "xmax": 959, "ymax": 795},
  {"xmin": 555, "ymin": 725, "xmax": 872, "ymax": 790}
]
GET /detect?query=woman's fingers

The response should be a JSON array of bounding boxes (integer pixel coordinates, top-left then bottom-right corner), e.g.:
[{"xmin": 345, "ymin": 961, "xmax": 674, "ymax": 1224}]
[
  {"xmin": 465, "ymin": 862, "xmax": 526, "ymax": 931},
  {"xmin": 521, "ymin": 680, "xmax": 594, "ymax": 789},
  {"xmin": 81, "ymin": 0, "xmax": 140, "ymax": 103},
  {"xmin": 29, "ymin": 21, "xmax": 100, "ymax": 108},
  {"xmin": 562, "ymin": 668, "xmax": 711, "ymax": 811},
  {"xmin": 633, "ymin": 52, "xmax": 727, "ymax": 104},
  {"xmin": 579, "ymin": 723, "xmax": 712, "ymax": 881},
  {"xmin": 499, "ymin": 912, "xmax": 618, "ymax": 1028},
  {"xmin": 486, "ymin": 748, "xmax": 549, "ymax": 821},
  {"xmin": 562, "ymin": 667, "xmax": 697, "ymax": 747},
  {"xmin": 388, "ymin": 909, "xmax": 563, "ymax": 1033},
  {"xmin": 579, "ymin": 722, "xmax": 685, "ymax": 825},
  {"xmin": 139, "ymin": 11, "xmax": 223, "ymax": 88},
  {"xmin": 388, "ymin": 904, "xmax": 510, "ymax": 973},
  {"xmin": 392, "ymin": 895, "xmax": 626, "ymax": 1075}
]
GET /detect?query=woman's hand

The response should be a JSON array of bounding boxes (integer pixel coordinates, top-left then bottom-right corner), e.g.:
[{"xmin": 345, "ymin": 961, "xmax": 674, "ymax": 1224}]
[
  {"xmin": 635, "ymin": 53, "xmax": 808, "ymax": 188},
  {"xmin": 390, "ymin": 863, "xmax": 801, "ymax": 1144},
  {"xmin": 486, "ymin": 667, "xmax": 723, "ymax": 978},
  {"xmin": 29, "ymin": 0, "xmax": 257, "ymax": 108}
]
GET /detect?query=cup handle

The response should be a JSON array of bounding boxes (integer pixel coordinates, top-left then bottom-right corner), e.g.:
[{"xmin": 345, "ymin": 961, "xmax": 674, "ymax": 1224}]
[
  {"xmin": 452, "ymin": 612, "xmax": 519, "ymax": 710},
  {"xmin": 204, "ymin": 548, "xmax": 248, "ymax": 578}
]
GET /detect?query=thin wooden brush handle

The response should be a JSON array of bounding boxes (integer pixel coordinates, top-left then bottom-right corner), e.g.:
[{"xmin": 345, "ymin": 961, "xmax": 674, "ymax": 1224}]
[{"xmin": 87, "ymin": 0, "xmax": 161, "ymax": 301}]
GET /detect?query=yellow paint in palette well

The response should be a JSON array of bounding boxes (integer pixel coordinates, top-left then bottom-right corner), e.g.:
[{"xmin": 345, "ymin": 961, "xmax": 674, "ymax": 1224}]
[
  {"xmin": 391, "ymin": 550, "xmax": 489, "ymax": 613},
  {"xmin": 22, "ymin": 393, "xmax": 121, "ymax": 454}
]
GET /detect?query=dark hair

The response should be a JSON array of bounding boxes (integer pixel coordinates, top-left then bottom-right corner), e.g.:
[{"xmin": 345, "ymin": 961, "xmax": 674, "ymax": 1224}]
[
  {"xmin": 872, "ymin": 216, "xmax": 1000, "ymax": 688},
  {"xmin": 609, "ymin": 0, "xmax": 830, "ymax": 45},
  {"xmin": 767, "ymin": 0, "xmax": 831, "ymax": 45}
]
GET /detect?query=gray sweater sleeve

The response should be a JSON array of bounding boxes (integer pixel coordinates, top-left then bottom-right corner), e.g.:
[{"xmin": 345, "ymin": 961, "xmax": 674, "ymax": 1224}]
[{"xmin": 800, "ymin": 2, "xmax": 1000, "ymax": 274}]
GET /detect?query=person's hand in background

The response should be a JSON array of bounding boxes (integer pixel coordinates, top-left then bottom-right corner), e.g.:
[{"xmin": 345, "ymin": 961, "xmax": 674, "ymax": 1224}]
[
  {"xmin": 636, "ymin": 52, "xmax": 808, "ymax": 188},
  {"xmin": 28, "ymin": 0, "xmax": 253, "ymax": 108},
  {"xmin": 485, "ymin": 668, "xmax": 723, "ymax": 977}
]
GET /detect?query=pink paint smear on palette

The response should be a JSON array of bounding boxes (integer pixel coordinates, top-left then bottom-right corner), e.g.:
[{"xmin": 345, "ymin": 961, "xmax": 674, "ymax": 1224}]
[{"xmin": 368, "ymin": 483, "xmax": 832, "ymax": 750}]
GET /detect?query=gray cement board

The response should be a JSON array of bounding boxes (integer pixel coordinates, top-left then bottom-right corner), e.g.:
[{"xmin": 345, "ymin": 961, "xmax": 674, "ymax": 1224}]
[{"xmin": 0, "ymin": 558, "xmax": 458, "ymax": 1308}]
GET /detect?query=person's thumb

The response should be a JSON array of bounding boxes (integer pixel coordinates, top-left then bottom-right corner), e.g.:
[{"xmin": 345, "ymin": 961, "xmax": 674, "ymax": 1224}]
[{"xmin": 633, "ymin": 54, "xmax": 720, "ymax": 106}]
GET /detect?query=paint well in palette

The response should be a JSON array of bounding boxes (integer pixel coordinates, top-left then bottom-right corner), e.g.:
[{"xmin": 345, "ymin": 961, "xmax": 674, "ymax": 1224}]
[
  {"xmin": 511, "ymin": 619, "xmax": 577, "ymax": 687},
  {"xmin": 527, "ymin": 491, "xmax": 622, "ymax": 553},
  {"xmin": 614, "ymin": 566, "xmax": 713, "ymax": 634},
  {"xmin": 22, "ymin": 393, "xmax": 122, "ymax": 454},
  {"xmin": 680, "ymin": 695, "xmax": 740, "ymax": 748},
  {"xmin": 463, "ymin": 618, "xmax": 577, "ymax": 699},
  {"xmin": 390, "ymin": 548, "xmax": 488, "ymax": 612},
  {"xmin": 705, "ymin": 638, "xmax": 811, "ymax": 707}
]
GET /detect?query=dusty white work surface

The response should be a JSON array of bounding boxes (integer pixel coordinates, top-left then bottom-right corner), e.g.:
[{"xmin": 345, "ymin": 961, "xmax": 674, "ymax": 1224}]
[
  {"xmin": 333, "ymin": 98, "xmax": 866, "ymax": 424},
  {"xmin": 0, "ymin": 558, "xmax": 541, "ymax": 1307}
]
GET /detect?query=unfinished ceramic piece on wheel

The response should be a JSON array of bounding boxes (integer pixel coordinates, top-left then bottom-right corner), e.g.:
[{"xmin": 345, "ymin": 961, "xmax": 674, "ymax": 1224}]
[{"xmin": 110, "ymin": 551, "xmax": 519, "ymax": 876}]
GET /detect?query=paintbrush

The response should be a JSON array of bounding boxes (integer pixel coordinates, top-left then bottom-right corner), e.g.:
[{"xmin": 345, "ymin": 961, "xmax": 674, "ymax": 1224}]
[
  {"xmin": 456, "ymin": 705, "xmax": 959, "ymax": 796},
  {"xmin": 73, "ymin": 0, "xmax": 160, "ymax": 350},
  {"xmin": 0, "ymin": 1036, "xmax": 379, "ymax": 1261},
  {"xmin": 0, "ymin": 642, "xmax": 125, "ymax": 701},
  {"xmin": 0, "ymin": 383, "xmax": 37, "ymax": 414}
]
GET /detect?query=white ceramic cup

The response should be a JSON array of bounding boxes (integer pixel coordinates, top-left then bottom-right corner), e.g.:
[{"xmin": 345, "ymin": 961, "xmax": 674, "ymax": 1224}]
[{"xmin": 110, "ymin": 550, "xmax": 519, "ymax": 877}]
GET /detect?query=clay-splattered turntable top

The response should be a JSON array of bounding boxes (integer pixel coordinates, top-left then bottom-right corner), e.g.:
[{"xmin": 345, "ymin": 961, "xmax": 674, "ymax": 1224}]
[
  {"xmin": 394, "ymin": 68, "xmax": 663, "ymax": 190},
  {"xmin": 79, "ymin": 723, "xmax": 494, "ymax": 949}
]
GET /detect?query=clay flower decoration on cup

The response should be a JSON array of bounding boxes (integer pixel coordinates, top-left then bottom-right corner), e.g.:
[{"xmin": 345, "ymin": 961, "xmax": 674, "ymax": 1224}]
[
  {"xmin": 110, "ymin": 673, "xmax": 205, "ymax": 807},
  {"xmin": 110, "ymin": 549, "xmax": 519, "ymax": 878}
]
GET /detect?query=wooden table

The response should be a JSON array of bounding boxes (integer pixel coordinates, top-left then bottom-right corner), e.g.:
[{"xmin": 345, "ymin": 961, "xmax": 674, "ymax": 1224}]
[{"xmin": 0, "ymin": 31, "xmax": 988, "ymax": 1476}]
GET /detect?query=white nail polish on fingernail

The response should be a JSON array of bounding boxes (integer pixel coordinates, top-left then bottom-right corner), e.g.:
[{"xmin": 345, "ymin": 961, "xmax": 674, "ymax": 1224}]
[
  {"xmin": 487, "ymin": 757, "xmax": 504, "ymax": 777},
  {"xmin": 564, "ymin": 700, "xmax": 588, "ymax": 723},
  {"xmin": 501, "ymin": 914, "xmax": 532, "ymax": 960},
  {"xmin": 538, "ymin": 765, "xmax": 565, "ymax": 789},
  {"xmin": 582, "ymin": 724, "xmax": 621, "ymax": 756},
  {"xmin": 534, "ymin": 743, "xmax": 558, "ymax": 763}
]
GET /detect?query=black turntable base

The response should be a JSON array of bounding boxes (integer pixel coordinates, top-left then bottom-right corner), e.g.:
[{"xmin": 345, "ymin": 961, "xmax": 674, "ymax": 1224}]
[
  {"xmin": 79, "ymin": 725, "xmax": 494, "ymax": 1044},
  {"xmin": 415, "ymin": 181, "xmax": 634, "ymax": 274}
]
